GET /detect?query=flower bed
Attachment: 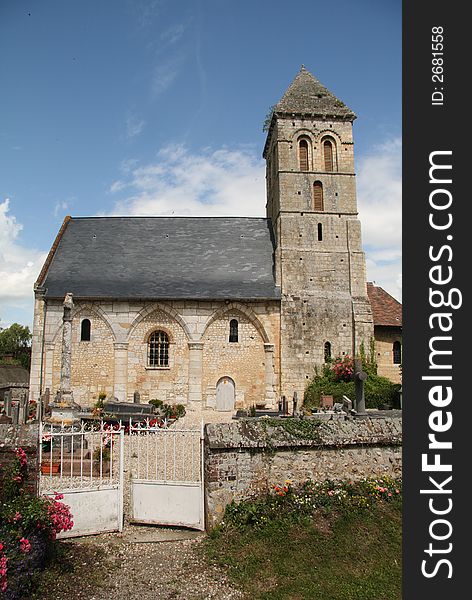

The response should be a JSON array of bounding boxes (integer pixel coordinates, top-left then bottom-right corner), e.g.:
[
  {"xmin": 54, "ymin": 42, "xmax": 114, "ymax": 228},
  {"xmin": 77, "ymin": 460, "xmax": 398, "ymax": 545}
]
[
  {"xmin": 0, "ymin": 448, "xmax": 74, "ymax": 599},
  {"xmin": 220, "ymin": 476, "xmax": 402, "ymax": 530}
]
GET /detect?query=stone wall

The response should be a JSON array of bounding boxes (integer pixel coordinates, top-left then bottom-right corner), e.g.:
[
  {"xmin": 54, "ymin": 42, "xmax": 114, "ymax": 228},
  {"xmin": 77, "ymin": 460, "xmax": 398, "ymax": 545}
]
[
  {"xmin": 204, "ymin": 417, "xmax": 402, "ymax": 528},
  {"xmin": 375, "ymin": 326, "xmax": 402, "ymax": 383},
  {"xmin": 30, "ymin": 298, "xmax": 280, "ymax": 411},
  {"xmin": 265, "ymin": 113, "xmax": 374, "ymax": 404},
  {"xmin": 0, "ymin": 424, "xmax": 39, "ymax": 496}
]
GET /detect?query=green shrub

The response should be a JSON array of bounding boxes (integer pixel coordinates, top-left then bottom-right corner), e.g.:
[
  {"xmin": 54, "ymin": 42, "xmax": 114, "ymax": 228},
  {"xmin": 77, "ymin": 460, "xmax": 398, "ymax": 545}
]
[
  {"xmin": 148, "ymin": 398, "xmax": 163, "ymax": 408},
  {"xmin": 304, "ymin": 356, "xmax": 401, "ymax": 409}
]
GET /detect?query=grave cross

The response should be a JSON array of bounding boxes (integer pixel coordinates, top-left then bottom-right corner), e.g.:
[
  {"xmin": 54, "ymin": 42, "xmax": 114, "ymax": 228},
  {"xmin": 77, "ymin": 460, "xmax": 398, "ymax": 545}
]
[{"xmin": 353, "ymin": 357, "xmax": 368, "ymax": 417}]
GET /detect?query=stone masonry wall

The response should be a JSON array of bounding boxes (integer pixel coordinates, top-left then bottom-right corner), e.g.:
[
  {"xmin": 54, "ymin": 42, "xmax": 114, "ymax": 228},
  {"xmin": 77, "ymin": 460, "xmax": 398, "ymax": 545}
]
[
  {"xmin": 265, "ymin": 114, "xmax": 374, "ymax": 404},
  {"xmin": 375, "ymin": 326, "xmax": 402, "ymax": 384},
  {"xmin": 52, "ymin": 310, "xmax": 115, "ymax": 406},
  {"xmin": 204, "ymin": 418, "xmax": 402, "ymax": 528},
  {"xmin": 202, "ymin": 309, "xmax": 276, "ymax": 410},
  {"xmin": 32, "ymin": 299, "xmax": 280, "ymax": 411}
]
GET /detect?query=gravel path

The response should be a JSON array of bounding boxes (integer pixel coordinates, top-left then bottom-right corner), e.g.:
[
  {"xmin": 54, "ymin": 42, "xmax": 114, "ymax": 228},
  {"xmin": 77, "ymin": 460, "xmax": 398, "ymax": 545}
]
[{"xmin": 31, "ymin": 525, "xmax": 246, "ymax": 600}]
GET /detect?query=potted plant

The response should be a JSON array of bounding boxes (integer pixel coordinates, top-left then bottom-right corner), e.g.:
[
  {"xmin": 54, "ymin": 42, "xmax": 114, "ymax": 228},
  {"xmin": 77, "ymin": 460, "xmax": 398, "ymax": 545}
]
[{"xmin": 40, "ymin": 461, "xmax": 60, "ymax": 474}]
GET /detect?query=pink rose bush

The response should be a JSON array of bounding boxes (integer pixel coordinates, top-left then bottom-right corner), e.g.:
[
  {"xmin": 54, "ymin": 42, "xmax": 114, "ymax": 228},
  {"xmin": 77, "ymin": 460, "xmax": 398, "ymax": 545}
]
[
  {"xmin": 0, "ymin": 448, "xmax": 74, "ymax": 598},
  {"xmin": 331, "ymin": 355, "xmax": 354, "ymax": 382}
]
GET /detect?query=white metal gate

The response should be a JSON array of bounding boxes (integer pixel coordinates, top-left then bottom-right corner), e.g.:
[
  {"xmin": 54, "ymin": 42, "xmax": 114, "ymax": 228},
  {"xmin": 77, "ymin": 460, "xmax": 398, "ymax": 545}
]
[
  {"xmin": 39, "ymin": 421, "xmax": 124, "ymax": 538},
  {"xmin": 128, "ymin": 420, "xmax": 205, "ymax": 530}
]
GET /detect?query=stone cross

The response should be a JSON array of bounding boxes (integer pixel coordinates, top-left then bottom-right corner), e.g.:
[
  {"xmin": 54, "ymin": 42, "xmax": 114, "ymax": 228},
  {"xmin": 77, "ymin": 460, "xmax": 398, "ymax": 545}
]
[
  {"xmin": 59, "ymin": 292, "xmax": 74, "ymax": 405},
  {"xmin": 354, "ymin": 357, "xmax": 368, "ymax": 416},
  {"xmin": 48, "ymin": 293, "xmax": 81, "ymax": 423},
  {"xmin": 18, "ymin": 390, "xmax": 28, "ymax": 424},
  {"xmin": 4, "ymin": 389, "xmax": 12, "ymax": 417},
  {"xmin": 11, "ymin": 402, "xmax": 19, "ymax": 425}
]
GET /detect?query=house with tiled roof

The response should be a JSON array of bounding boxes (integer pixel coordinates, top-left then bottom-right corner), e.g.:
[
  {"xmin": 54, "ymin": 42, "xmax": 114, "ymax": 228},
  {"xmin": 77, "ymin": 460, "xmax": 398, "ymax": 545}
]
[
  {"xmin": 367, "ymin": 283, "xmax": 402, "ymax": 383},
  {"xmin": 29, "ymin": 67, "xmax": 375, "ymax": 415}
]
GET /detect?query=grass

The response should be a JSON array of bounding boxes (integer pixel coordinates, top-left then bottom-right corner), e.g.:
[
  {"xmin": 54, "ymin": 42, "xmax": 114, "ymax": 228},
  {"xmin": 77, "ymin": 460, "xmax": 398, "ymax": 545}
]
[{"xmin": 205, "ymin": 495, "xmax": 402, "ymax": 600}]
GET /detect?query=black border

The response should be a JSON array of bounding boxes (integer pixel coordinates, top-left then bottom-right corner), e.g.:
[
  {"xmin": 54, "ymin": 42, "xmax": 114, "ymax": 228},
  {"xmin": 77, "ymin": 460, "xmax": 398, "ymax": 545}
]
[{"xmin": 403, "ymin": 2, "xmax": 468, "ymax": 596}]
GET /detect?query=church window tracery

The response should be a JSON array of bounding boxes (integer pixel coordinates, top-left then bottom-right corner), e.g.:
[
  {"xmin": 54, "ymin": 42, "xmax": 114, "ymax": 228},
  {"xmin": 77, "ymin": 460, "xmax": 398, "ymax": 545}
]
[{"xmin": 148, "ymin": 330, "xmax": 170, "ymax": 367}]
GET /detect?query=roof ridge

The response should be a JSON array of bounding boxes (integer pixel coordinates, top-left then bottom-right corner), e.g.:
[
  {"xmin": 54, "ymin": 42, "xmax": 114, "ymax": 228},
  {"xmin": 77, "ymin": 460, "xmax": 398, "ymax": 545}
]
[{"xmin": 68, "ymin": 215, "xmax": 270, "ymax": 220}]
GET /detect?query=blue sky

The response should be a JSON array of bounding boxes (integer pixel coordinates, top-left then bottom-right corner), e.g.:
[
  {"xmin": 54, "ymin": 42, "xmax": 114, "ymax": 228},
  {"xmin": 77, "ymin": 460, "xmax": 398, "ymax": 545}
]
[{"xmin": 0, "ymin": 0, "xmax": 401, "ymax": 328}]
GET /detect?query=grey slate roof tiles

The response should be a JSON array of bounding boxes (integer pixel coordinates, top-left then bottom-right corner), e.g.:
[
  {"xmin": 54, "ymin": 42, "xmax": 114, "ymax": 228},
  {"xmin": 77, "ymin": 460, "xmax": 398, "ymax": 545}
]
[{"xmin": 41, "ymin": 217, "xmax": 280, "ymax": 301}]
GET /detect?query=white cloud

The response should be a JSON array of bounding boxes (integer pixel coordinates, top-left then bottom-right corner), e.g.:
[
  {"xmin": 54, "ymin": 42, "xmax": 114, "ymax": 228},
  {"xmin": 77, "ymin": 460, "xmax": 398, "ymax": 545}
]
[
  {"xmin": 160, "ymin": 23, "xmax": 186, "ymax": 45},
  {"xmin": 53, "ymin": 199, "xmax": 70, "ymax": 217},
  {"xmin": 0, "ymin": 199, "xmax": 47, "ymax": 317},
  {"xmin": 109, "ymin": 144, "xmax": 266, "ymax": 216},
  {"xmin": 126, "ymin": 115, "xmax": 145, "ymax": 138},
  {"xmin": 357, "ymin": 138, "xmax": 402, "ymax": 301},
  {"xmin": 151, "ymin": 54, "xmax": 186, "ymax": 98}
]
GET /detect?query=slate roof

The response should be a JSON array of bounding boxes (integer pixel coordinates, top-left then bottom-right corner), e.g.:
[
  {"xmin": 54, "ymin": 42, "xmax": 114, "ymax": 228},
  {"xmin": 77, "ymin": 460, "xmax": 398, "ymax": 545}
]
[
  {"xmin": 367, "ymin": 283, "xmax": 402, "ymax": 327},
  {"xmin": 0, "ymin": 364, "xmax": 30, "ymax": 386},
  {"xmin": 38, "ymin": 217, "xmax": 280, "ymax": 301},
  {"xmin": 274, "ymin": 66, "xmax": 356, "ymax": 120}
]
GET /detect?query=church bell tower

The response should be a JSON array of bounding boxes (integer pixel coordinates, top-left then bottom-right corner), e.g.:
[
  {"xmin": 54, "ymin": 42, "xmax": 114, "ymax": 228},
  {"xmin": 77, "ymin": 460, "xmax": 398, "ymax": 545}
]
[{"xmin": 263, "ymin": 66, "xmax": 373, "ymax": 400}]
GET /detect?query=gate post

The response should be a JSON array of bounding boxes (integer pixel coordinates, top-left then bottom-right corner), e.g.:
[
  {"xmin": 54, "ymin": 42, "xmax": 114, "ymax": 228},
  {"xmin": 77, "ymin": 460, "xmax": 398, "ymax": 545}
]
[{"xmin": 118, "ymin": 428, "xmax": 124, "ymax": 532}]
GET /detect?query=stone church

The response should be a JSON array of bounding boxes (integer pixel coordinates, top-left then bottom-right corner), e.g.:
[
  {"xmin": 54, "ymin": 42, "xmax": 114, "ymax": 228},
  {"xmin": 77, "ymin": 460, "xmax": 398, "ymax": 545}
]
[{"xmin": 28, "ymin": 67, "xmax": 375, "ymax": 413}]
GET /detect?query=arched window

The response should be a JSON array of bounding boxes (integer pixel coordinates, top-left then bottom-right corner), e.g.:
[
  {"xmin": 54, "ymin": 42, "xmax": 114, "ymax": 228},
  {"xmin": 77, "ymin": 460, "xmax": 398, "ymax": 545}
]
[
  {"xmin": 393, "ymin": 341, "xmax": 402, "ymax": 364},
  {"xmin": 148, "ymin": 330, "xmax": 169, "ymax": 367},
  {"xmin": 298, "ymin": 139, "xmax": 309, "ymax": 171},
  {"xmin": 80, "ymin": 319, "xmax": 91, "ymax": 341},
  {"xmin": 317, "ymin": 223, "xmax": 323, "ymax": 241},
  {"xmin": 324, "ymin": 341, "xmax": 332, "ymax": 361},
  {"xmin": 313, "ymin": 181, "xmax": 324, "ymax": 211},
  {"xmin": 229, "ymin": 319, "xmax": 239, "ymax": 343},
  {"xmin": 323, "ymin": 139, "xmax": 335, "ymax": 172}
]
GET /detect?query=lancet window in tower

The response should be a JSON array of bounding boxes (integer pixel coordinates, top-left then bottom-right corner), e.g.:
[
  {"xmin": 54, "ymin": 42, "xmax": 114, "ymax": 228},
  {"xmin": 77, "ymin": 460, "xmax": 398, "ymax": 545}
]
[
  {"xmin": 298, "ymin": 138, "xmax": 309, "ymax": 171},
  {"xmin": 317, "ymin": 223, "xmax": 323, "ymax": 241},
  {"xmin": 324, "ymin": 341, "xmax": 332, "ymax": 361},
  {"xmin": 323, "ymin": 138, "xmax": 335, "ymax": 172},
  {"xmin": 313, "ymin": 181, "xmax": 324, "ymax": 211}
]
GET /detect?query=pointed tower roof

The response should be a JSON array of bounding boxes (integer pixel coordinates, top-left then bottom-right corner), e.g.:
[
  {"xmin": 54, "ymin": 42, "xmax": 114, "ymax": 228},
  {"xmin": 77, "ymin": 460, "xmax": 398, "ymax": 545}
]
[{"xmin": 274, "ymin": 66, "xmax": 356, "ymax": 120}]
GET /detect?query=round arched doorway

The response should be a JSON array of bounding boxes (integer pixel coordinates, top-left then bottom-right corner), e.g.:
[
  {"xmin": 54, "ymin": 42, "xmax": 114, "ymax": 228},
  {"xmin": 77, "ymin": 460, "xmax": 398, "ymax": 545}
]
[{"xmin": 215, "ymin": 376, "xmax": 235, "ymax": 411}]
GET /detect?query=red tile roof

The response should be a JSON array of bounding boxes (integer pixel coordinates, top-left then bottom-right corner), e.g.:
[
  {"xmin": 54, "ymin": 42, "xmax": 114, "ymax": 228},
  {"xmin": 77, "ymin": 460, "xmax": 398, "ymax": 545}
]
[{"xmin": 367, "ymin": 283, "xmax": 402, "ymax": 327}]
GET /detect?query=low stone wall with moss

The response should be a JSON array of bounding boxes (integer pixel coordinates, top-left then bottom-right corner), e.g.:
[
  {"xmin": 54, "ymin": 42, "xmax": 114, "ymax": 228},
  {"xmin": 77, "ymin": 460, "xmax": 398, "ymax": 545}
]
[{"xmin": 204, "ymin": 417, "xmax": 402, "ymax": 529}]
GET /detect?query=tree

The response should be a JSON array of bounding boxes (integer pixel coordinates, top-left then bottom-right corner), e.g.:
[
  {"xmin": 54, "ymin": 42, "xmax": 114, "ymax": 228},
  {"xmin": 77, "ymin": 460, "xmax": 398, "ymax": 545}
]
[{"xmin": 0, "ymin": 323, "xmax": 32, "ymax": 370}]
